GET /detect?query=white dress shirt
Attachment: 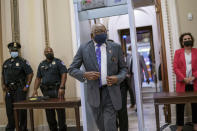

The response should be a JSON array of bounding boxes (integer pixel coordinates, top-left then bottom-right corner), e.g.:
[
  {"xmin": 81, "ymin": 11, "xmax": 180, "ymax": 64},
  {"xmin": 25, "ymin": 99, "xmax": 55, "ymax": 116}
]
[
  {"xmin": 94, "ymin": 42, "xmax": 107, "ymax": 85},
  {"xmin": 185, "ymin": 52, "xmax": 192, "ymax": 78}
]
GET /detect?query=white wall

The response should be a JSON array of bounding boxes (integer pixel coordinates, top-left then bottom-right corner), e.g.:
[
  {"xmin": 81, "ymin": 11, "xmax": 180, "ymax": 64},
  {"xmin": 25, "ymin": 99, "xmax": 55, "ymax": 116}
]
[{"xmin": 176, "ymin": 0, "xmax": 197, "ymax": 48}]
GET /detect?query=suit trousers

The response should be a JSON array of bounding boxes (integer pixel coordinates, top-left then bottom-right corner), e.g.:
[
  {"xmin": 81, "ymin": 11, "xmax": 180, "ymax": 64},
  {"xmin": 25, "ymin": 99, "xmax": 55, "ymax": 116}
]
[
  {"xmin": 118, "ymin": 79, "xmax": 129, "ymax": 131},
  {"xmin": 176, "ymin": 84, "xmax": 197, "ymax": 126},
  {"xmin": 41, "ymin": 88, "xmax": 67, "ymax": 131},
  {"xmin": 5, "ymin": 87, "xmax": 27, "ymax": 131},
  {"xmin": 126, "ymin": 76, "xmax": 136, "ymax": 105},
  {"xmin": 90, "ymin": 86, "xmax": 117, "ymax": 131}
]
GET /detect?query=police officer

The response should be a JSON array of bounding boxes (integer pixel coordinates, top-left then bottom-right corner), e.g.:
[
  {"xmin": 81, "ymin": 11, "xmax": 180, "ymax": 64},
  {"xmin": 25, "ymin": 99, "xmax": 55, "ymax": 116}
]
[
  {"xmin": 1, "ymin": 42, "xmax": 33, "ymax": 131},
  {"xmin": 32, "ymin": 47, "xmax": 67, "ymax": 131}
]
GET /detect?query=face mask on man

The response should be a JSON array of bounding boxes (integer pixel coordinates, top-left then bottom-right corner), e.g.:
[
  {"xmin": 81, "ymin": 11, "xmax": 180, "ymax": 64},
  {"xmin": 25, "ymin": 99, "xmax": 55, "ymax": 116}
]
[
  {"xmin": 94, "ymin": 33, "xmax": 107, "ymax": 44},
  {"xmin": 184, "ymin": 40, "xmax": 193, "ymax": 47},
  {"xmin": 10, "ymin": 51, "xmax": 19, "ymax": 58},
  {"xmin": 45, "ymin": 53, "xmax": 54, "ymax": 60}
]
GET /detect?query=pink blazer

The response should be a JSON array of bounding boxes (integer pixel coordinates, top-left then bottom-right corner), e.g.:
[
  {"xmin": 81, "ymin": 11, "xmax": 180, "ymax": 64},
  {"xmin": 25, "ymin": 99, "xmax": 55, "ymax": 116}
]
[{"xmin": 173, "ymin": 48, "xmax": 197, "ymax": 92}]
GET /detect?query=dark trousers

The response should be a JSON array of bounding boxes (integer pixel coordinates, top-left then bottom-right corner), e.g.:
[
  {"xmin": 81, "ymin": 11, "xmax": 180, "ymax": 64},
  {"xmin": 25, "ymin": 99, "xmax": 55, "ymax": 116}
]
[
  {"xmin": 41, "ymin": 88, "xmax": 67, "ymax": 131},
  {"xmin": 5, "ymin": 87, "xmax": 27, "ymax": 131},
  {"xmin": 118, "ymin": 79, "xmax": 129, "ymax": 131},
  {"xmin": 91, "ymin": 87, "xmax": 117, "ymax": 131},
  {"xmin": 176, "ymin": 84, "xmax": 197, "ymax": 126},
  {"xmin": 126, "ymin": 76, "xmax": 136, "ymax": 105}
]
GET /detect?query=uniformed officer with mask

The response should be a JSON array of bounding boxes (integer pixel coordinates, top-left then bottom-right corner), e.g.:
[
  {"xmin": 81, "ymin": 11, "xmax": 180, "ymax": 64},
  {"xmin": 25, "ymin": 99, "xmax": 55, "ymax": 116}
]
[
  {"xmin": 32, "ymin": 47, "xmax": 67, "ymax": 131},
  {"xmin": 1, "ymin": 42, "xmax": 33, "ymax": 131}
]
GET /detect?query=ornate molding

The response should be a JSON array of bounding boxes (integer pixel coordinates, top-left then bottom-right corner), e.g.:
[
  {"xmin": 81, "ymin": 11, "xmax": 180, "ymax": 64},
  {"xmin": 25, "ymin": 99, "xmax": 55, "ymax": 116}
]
[
  {"xmin": 0, "ymin": 0, "xmax": 3, "ymax": 62},
  {"xmin": 165, "ymin": 0, "xmax": 176, "ymax": 90},
  {"xmin": 160, "ymin": 0, "xmax": 176, "ymax": 92},
  {"xmin": 43, "ymin": 0, "xmax": 50, "ymax": 47},
  {"xmin": 10, "ymin": 0, "xmax": 20, "ymax": 42}
]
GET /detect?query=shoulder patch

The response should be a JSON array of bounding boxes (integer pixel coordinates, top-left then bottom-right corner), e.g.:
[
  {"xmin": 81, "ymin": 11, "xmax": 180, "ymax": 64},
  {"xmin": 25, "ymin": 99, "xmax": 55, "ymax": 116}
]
[
  {"xmin": 26, "ymin": 60, "xmax": 30, "ymax": 65},
  {"xmin": 61, "ymin": 61, "xmax": 65, "ymax": 65}
]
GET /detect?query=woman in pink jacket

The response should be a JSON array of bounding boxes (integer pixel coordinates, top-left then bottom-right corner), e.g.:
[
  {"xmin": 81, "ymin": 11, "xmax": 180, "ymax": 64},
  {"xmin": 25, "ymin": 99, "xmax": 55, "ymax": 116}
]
[{"xmin": 173, "ymin": 33, "xmax": 197, "ymax": 131}]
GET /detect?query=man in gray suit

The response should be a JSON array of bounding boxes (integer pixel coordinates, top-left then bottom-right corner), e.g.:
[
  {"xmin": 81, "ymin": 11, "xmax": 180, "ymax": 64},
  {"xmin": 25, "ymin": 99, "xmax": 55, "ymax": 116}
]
[
  {"xmin": 126, "ymin": 46, "xmax": 136, "ymax": 108},
  {"xmin": 68, "ymin": 24, "xmax": 127, "ymax": 131},
  {"xmin": 130, "ymin": 52, "xmax": 150, "ymax": 105}
]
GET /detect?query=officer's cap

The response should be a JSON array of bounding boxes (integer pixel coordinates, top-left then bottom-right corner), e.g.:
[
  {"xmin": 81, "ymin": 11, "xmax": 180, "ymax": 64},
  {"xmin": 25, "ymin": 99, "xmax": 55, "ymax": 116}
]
[{"xmin": 7, "ymin": 42, "xmax": 21, "ymax": 50}]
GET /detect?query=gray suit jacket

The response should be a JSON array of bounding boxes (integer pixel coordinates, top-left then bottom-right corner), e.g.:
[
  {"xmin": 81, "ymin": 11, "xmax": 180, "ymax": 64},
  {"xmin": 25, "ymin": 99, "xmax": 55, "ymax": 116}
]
[
  {"xmin": 129, "ymin": 53, "xmax": 149, "ymax": 82},
  {"xmin": 138, "ymin": 54, "xmax": 149, "ymax": 82},
  {"xmin": 68, "ymin": 40, "xmax": 127, "ymax": 110}
]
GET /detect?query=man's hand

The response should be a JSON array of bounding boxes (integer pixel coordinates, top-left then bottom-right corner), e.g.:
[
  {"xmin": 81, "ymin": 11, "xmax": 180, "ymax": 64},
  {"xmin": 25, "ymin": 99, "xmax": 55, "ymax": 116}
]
[
  {"xmin": 84, "ymin": 71, "xmax": 100, "ymax": 80},
  {"xmin": 58, "ymin": 89, "xmax": 65, "ymax": 99},
  {"xmin": 126, "ymin": 74, "xmax": 131, "ymax": 78},
  {"xmin": 32, "ymin": 90, "xmax": 38, "ymax": 97},
  {"xmin": 184, "ymin": 78, "xmax": 190, "ymax": 84},
  {"xmin": 23, "ymin": 87, "xmax": 28, "ymax": 92},
  {"xmin": 107, "ymin": 76, "xmax": 118, "ymax": 86},
  {"xmin": 188, "ymin": 76, "xmax": 195, "ymax": 83},
  {"xmin": 2, "ymin": 85, "xmax": 7, "ymax": 92}
]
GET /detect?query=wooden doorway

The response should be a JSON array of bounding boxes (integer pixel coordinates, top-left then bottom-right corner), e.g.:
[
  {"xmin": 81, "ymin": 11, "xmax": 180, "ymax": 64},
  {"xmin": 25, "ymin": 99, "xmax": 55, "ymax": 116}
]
[
  {"xmin": 0, "ymin": 0, "xmax": 4, "ymax": 107},
  {"xmin": 155, "ymin": 0, "xmax": 171, "ymax": 123},
  {"xmin": 119, "ymin": 26, "xmax": 156, "ymax": 86}
]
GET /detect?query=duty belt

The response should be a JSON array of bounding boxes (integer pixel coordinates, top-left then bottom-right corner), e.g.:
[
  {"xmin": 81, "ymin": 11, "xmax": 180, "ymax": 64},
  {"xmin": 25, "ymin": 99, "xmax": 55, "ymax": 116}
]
[
  {"xmin": 7, "ymin": 82, "xmax": 18, "ymax": 91},
  {"xmin": 40, "ymin": 84, "xmax": 60, "ymax": 91},
  {"xmin": 7, "ymin": 79, "xmax": 25, "ymax": 91}
]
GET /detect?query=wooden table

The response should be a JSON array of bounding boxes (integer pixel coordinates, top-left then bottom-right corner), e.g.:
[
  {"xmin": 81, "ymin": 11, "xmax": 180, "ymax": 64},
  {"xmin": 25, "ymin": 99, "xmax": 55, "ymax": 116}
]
[
  {"xmin": 154, "ymin": 92, "xmax": 197, "ymax": 131},
  {"xmin": 13, "ymin": 98, "xmax": 81, "ymax": 131}
]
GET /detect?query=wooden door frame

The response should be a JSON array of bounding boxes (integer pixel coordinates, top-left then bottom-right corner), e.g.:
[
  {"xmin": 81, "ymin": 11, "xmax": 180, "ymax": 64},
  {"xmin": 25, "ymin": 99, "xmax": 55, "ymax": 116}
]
[
  {"xmin": 0, "ymin": 0, "xmax": 2, "ymax": 61},
  {"xmin": 155, "ymin": 0, "xmax": 171, "ymax": 123},
  {"xmin": 0, "ymin": 0, "xmax": 4, "ymax": 107}
]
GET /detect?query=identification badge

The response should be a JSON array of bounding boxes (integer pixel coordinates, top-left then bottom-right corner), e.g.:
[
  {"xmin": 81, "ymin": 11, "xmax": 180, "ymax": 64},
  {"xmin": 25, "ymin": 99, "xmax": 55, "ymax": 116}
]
[
  {"xmin": 111, "ymin": 56, "xmax": 117, "ymax": 62},
  {"xmin": 16, "ymin": 63, "xmax": 19, "ymax": 66},
  {"xmin": 109, "ymin": 50, "xmax": 112, "ymax": 54},
  {"xmin": 52, "ymin": 61, "xmax": 56, "ymax": 65}
]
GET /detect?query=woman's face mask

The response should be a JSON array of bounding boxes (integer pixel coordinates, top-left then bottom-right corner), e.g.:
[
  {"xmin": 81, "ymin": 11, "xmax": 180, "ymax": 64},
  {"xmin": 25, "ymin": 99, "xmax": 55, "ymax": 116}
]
[
  {"xmin": 10, "ymin": 51, "xmax": 19, "ymax": 58},
  {"xmin": 184, "ymin": 40, "xmax": 193, "ymax": 47}
]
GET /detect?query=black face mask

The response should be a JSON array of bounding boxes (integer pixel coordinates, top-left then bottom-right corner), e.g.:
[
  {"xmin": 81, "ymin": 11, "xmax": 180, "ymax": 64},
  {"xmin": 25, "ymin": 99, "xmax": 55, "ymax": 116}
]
[
  {"xmin": 45, "ymin": 53, "xmax": 54, "ymax": 60},
  {"xmin": 94, "ymin": 33, "xmax": 107, "ymax": 44},
  {"xmin": 184, "ymin": 40, "xmax": 193, "ymax": 47}
]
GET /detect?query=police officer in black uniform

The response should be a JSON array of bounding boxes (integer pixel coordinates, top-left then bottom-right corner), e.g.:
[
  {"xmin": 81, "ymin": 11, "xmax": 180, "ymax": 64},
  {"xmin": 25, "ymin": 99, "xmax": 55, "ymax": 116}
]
[
  {"xmin": 1, "ymin": 42, "xmax": 33, "ymax": 131},
  {"xmin": 32, "ymin": 47, "xmax": 67, "ymax": 131}
]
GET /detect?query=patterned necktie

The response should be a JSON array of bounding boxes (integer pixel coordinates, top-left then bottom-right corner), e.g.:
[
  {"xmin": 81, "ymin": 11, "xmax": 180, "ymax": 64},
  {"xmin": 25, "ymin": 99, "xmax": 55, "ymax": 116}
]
[{"xmin": 96, "ymin": 44, "xmax": 102, "ymax": 87}]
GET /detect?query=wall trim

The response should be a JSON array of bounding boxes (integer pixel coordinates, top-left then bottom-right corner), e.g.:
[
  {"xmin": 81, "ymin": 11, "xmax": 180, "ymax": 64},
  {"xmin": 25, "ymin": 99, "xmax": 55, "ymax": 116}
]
[
  {"xmin": 43, "ymin": 0, "xmax": 50, "ymax": 47},
  {"xmin": 10, "ymin": 0, "xmax": 20, "ymax": 42},
  {"xmin": 0, "ymin": 0, "xmax": 3, "ymax": 104},
  {"xmin": 167, "ymin": 0, "xmax": 180, "ymax": 91},
  {"xmin": 160, "ymin": 0, "xmax": 175, "ymax": 92}
]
